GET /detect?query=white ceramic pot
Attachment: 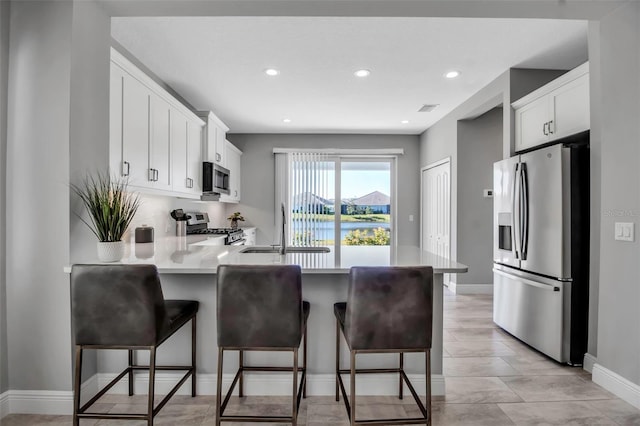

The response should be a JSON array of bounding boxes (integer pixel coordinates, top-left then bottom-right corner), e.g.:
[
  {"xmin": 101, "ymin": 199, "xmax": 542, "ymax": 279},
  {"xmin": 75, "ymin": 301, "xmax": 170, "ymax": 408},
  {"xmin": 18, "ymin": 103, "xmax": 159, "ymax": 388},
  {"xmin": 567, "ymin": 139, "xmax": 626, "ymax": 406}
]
[{"xmin": 97, "ymin": 240, "xmax": 125, "ymax": 262}]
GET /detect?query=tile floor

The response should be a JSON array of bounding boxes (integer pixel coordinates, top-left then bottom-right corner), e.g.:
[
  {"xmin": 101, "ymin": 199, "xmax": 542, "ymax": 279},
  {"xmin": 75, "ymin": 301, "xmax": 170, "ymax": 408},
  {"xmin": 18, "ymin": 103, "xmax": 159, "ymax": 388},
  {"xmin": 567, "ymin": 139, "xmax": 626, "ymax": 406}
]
[{"xmin": 4, "ymin": 290, "xmax": 640, "ymax": 425}]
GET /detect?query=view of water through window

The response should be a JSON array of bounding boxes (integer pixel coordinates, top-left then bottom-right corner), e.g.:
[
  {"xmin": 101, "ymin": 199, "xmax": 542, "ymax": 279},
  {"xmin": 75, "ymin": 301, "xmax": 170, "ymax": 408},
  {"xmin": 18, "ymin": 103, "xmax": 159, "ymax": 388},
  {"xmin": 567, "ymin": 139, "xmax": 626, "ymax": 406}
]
[{"xmin": 290, "ymin": 159, "xmax": 391, "ymax": 247}]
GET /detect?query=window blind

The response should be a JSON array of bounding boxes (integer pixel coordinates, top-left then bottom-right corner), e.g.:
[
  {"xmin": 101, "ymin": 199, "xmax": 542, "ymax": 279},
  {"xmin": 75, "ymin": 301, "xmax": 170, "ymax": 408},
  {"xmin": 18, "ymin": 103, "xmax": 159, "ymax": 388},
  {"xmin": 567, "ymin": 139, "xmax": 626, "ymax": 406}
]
[{"xmin": 288, "ymin": 152, "xmax": 331, "ymax": 247}]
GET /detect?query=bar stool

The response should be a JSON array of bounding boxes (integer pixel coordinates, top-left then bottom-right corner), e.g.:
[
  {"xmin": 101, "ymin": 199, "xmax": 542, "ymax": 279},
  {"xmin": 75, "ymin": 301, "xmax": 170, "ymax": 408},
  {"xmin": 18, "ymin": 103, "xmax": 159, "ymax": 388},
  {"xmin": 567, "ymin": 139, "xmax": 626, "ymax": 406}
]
[
  {"xmin": 215, "ymin": 264, "xmax": 309, "ymax": 425},
  {"xmin": 334, "ymin": 266, "xmax": 433, "ymax": 426},
  {"xmin": 71, "ymin": 264, "xmax": 199, "ymax": 426}
]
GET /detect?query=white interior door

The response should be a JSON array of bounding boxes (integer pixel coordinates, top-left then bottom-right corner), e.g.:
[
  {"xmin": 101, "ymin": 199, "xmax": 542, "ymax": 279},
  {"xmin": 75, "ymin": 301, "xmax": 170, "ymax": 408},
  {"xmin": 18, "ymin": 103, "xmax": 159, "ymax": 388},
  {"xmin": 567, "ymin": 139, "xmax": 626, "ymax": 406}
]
[{"xmin": 421, "ymin": 159, "xmax": 451, "ymax": 284}]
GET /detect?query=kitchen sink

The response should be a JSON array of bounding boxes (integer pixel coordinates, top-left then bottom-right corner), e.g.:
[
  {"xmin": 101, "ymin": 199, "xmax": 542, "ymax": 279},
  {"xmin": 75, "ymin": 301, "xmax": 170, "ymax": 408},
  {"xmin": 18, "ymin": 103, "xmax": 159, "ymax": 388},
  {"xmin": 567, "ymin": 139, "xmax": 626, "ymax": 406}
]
[{"xmin": 240, "ymin": 246, "xmax": 330, "ymax": 254}]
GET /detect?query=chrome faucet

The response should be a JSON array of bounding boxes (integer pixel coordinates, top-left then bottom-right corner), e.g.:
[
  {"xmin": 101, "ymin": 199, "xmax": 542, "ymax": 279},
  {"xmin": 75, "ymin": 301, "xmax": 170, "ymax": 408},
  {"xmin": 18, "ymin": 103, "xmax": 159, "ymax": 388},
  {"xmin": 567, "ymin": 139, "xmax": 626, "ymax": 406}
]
[{"xmin": 279, "ymin": 203, "xmax": 287, "ymax": 255}]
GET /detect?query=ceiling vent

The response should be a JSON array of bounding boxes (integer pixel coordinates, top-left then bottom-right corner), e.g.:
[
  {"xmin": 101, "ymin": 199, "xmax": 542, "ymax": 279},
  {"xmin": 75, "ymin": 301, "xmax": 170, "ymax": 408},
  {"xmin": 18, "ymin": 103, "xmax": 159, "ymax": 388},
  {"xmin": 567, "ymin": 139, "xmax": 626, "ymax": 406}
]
[{"xmin": 418, "ymin": 104, "xmax": 439, "ymax": 113}]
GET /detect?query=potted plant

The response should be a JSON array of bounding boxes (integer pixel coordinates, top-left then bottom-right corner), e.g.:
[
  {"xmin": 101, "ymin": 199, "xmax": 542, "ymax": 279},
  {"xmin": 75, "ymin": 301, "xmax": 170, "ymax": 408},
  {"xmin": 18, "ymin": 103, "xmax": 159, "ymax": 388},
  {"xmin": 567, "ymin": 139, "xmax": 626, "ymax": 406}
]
[
  {"xmin": 227, "ymin": 212, "xmax": 245, "ymax": 229},
  {"xmin": 71, "ymin": 173, "xmax": 141, "ymax": 262}
]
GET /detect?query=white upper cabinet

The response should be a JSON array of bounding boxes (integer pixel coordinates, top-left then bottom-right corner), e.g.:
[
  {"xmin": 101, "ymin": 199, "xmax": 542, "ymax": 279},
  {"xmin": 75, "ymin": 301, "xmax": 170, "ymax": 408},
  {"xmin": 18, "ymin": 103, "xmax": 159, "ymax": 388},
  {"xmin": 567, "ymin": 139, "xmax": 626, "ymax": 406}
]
[
  {"xmin": 186, "ymin": 118, "xmax": 204, "ymax": 194},
  {"xmin": 111, "ymin": 62, "xmax": 151, "ymax": 188},
  {"xmin": 171, "ymin": 108, "xmax": 189, "ymax": 192},
  {"xmin": 513, "ymin": 62, "xmax": 589, "ymax": 153},
  {"xmin": 218, "ymin": 141, "xmax": 242, "ymax": 203},
  {"xmin": 110, "ymin": 48, "xmax": 205, "ymax": 199},
  {"xmin": 149, "ymin": 93, "xmax": 172, "ymax": 190},
  {"xmin": 196, "ymin": 111, "xmax": 229, "ymax": 167}
]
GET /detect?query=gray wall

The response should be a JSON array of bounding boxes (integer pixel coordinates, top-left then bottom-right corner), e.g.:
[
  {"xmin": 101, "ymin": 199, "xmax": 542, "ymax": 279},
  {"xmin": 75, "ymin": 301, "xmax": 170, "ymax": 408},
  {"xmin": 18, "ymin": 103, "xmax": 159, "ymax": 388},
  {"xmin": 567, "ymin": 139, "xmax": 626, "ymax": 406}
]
[
  {"xmin": 419, "ymin": 69, "xmax": 564, "ymax": 283},
  {"xmin": 6, "ymin": 0, "xmax": 75, "ymax": 392},
  {"xmin": 456, "ymin": 108, "xmax": 503, "ymax": 285},
  {"xmin": 593, "ymin": 1, "xmax": 640, "ymax": 385},
  {"xmin": 228, "ymin": 134, "xmax": 421, "ymax": 246},
  {"xmin": 0, "ymin": 0, "xmax": 9, "ymax": 395}
]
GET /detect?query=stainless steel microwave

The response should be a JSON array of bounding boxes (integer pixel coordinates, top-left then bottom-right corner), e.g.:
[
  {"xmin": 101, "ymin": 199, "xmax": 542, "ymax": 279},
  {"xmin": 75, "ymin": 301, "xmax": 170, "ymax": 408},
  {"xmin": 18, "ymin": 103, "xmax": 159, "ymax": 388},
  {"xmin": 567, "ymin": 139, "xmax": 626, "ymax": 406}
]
[{"xmin": 202, "ymin": 162, "xmax": 230, "ymax": 195}]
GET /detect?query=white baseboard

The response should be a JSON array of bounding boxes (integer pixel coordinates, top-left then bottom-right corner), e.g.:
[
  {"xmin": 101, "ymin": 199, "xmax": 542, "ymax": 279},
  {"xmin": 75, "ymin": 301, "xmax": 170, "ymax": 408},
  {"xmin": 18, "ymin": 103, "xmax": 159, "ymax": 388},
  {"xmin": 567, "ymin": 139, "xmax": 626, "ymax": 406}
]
[
  {"xmin": 0, "ymin": 390, "xmax": 9, "ymax": 419},
  {"xmin": 583, "ymin": 353, "xmax": 597, "ymax": 373},
  {"xmin": 448, "ymin": 282, "xmax": 493, "ymax": 295},
  {"xmin": 1, "ymin": 373, "xmax": 445, "ymax": 416},
  {"xmin": 592, "ymin": 363, "xmax": 640, "ymax": 410},
  {"xmin": 4, "ymin": 390, "xmax": 73, "ymax": 415}
]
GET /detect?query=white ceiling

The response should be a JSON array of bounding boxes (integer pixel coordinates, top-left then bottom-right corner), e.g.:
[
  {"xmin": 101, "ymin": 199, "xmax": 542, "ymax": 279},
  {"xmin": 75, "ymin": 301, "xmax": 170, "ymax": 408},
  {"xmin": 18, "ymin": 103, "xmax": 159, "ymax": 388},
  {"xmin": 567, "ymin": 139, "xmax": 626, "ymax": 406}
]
[{"xmin": 111, "ymin": 17, "xmax": 587, "ymax": 135}]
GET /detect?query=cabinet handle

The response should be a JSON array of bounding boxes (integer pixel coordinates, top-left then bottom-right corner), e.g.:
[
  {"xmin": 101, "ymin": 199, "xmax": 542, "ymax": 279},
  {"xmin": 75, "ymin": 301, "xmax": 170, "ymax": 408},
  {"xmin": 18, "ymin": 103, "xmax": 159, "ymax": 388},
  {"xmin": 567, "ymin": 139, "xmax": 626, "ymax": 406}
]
[
  {"xmin": 216, "ymin": 153, "xmax": 221, "ymax": 162},
  {"xmin": 149, "ymin": 168, "xmax": 158, "ymax": 182},
  {"xmin": 542, "ymin": 122, "xmax": 548, "ymax": 136},
  {"xmin": 235, "ymin": 190, "xmax": 238, "ymax": 197},
  {"xmin": 148, "ymin": 168, "xmax": 154, "ymax": 181},
  {"xmin": 123, "ymin": 161, "xmax": 130, "ymax": 177},
  {"xmin": 548, "ymin": 120, "xmax": 554, "ymax": 134},
  {"xmin": 186, "ymin": 177, "xmax": 193, "ymax": 188},
  {"xmin": 155, "ymin": 169, "xmax": 159, "ymax": 181}
]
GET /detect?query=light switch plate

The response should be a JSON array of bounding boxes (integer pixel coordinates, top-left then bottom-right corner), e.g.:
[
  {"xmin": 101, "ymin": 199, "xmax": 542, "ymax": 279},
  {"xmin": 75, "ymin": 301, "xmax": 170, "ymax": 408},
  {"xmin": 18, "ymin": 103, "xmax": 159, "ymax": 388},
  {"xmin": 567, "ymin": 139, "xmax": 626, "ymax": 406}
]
[{"xmin": 615, "ymin": 222, "xmax": 634, "ymax": 242}]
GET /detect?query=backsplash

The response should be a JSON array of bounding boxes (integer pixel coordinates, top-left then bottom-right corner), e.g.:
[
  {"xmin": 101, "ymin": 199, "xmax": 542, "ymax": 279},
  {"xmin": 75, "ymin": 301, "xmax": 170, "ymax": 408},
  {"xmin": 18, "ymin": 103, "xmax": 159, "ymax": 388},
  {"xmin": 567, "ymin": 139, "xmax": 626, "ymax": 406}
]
[{"xmin": 126, "ymin": 194, "xmax": 228, "ymax": 240}]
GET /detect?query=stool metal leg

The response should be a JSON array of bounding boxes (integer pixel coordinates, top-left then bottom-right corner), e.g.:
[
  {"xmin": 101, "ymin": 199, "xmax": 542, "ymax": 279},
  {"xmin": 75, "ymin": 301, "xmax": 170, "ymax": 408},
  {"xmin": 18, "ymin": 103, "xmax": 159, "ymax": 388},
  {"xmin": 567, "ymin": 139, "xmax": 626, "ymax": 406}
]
[
  {"xmin": 426, "ymin": 349, "xmax": 431, "ymax": 426},
  {"xmin": 350, "ymin": 351, "xmax": 356, "ymax": 426},
  {"xmin": 335, "ymin": 319, "xmax": 340, "ymax": 401},
  {"xmin": 239, "ymin": 350, "xmax": 244, "ymax": 397},
  {"xmin": 399, "ymin": 352, "xmax": 404, "ymax": 400},
  {"xmin": 73, "ymin": 346, "xmax": 83, "ymax": 426},
  {"xmin": 148, "ymin": 347, "xmax": 157, "ymax": 426},
  {"xmin": 128, "ymin": 350, "xmax": 135, "ymax": 396},
  {"xmin": 192, "ymin": 316, "xmax": 197, "ymax": 397},
  {"xmin": 215, "ymin": 347, "xmax": 223, "ymax": 426},
  {"xmin": 303, "ymin": 324, "xmax": 308, "ymax": 398},
  {"xmin": 292, "ymin": 348, "xmax": 299, "ymax": 426}
]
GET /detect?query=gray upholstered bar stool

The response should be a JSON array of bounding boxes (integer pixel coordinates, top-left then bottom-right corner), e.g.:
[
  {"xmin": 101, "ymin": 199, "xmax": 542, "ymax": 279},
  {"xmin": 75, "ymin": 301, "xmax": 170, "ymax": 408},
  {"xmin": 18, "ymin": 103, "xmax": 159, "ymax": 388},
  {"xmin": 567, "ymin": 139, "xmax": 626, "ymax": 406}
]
[
  {"xmin": 215, "ymin": 264, "xmax": 309, "ymax": 425},
  {"xmin": 71, "ymin": 264, "xmax": 199, "ymax": 426},
  {"xmin": 334, "ymin": 266, "xmax": 434, "ymax": 426}
]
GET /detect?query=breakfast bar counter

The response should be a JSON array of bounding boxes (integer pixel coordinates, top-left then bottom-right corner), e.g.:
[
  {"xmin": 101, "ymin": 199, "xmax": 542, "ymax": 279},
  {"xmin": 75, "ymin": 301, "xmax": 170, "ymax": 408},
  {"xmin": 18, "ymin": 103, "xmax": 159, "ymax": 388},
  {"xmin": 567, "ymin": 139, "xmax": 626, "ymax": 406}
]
[{"xmin": 69, "ymin": 238, "xmax": 467, "ymax": 396}]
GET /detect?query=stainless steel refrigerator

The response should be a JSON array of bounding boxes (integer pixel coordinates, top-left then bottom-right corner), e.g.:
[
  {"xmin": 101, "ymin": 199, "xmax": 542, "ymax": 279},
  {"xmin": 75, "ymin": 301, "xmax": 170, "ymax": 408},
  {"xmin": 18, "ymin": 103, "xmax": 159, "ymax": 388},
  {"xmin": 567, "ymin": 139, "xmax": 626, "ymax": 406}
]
[{"xmin": 493, "ymin": 136, "xmax": 589, "ymax": 365}]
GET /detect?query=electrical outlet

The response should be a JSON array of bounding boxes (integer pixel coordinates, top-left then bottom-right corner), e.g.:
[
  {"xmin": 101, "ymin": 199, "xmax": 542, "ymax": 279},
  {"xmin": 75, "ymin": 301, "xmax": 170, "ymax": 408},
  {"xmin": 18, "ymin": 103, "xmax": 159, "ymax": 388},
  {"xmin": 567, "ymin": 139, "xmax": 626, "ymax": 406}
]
[
  {"xmin": 483, "ymin": 189, "xmax": 493, "ymax": 198},
  {"xmin": 615, "ymin": 222, "xmax": 634, "ymax": 242}
]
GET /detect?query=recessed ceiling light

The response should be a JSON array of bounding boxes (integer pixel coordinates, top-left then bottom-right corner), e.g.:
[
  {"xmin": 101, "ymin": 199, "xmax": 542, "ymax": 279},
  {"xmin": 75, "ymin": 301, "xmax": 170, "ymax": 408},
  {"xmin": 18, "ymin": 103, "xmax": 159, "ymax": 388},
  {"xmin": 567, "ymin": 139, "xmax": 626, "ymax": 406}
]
[
  {"xmin": 354, "ymin": 69, "xmax": 371, "ymax": 78},
  {"xmin": 264, "ymin": 68, "xmax": 280, "ymax": 76},
  {"xmin": 283, "ymin": 118, "xmax": 291, "ymax": 123},
  {"xmin": 445, "ymin": 70, "xmax": 461, "ymax": 79},
  {"xmin": 401, "ymin": 120, "xmax": 410, "ymax": 124}
]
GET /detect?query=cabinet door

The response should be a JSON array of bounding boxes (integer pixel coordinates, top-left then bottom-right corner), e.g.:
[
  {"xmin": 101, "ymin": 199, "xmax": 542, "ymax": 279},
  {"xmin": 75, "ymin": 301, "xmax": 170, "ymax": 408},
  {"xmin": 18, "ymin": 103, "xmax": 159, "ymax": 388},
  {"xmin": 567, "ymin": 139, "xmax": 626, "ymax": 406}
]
[
  {"xmin": 109, "ymin": 62, "xmax": 124, "ymax": 178},
  {"xmin": 215, "ymin": 125, "xmax": 226, "ymax": 166},
  {"xmin": 551, "ymin": 73, "xmax": 589, "ymax": 140},
  {"xmin": 219, "ymin": 141, "xmax": 241, "ymax": 203},
  {"xmin": 515, "ymin": 95, "xmax": 550, "ymax": 152},
  {"xmin": 187, "ymin": 120, "xmax": 203, "ymax": 194},
  {"xmin": 171, "ymin": 108, "xmax": 189, "ymax": 192},
  {"xmin": 149, "ymin": 93, "xmax": 172, "ymax": 190},
  {"xmin": 122, "ymin": 72, "xmax": 151, "ymax": 187}
]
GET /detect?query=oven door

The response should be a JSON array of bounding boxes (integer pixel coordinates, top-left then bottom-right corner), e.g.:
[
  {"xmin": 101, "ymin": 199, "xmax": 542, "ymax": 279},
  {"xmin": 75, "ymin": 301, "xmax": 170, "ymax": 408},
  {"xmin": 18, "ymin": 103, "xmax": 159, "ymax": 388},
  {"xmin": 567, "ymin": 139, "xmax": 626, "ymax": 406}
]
[{"xmin": 228, "ymin": 238, "xmax": 246, "ymax": 246}]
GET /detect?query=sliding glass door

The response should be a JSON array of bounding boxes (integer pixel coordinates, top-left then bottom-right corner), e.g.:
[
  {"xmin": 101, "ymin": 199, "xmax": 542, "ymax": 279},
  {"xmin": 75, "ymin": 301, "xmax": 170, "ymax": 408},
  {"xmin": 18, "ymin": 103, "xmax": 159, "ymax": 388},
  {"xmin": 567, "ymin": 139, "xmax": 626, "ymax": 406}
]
[{"xmin": 287, "ymin": 155, "xmax": 394, "ymax": 251}]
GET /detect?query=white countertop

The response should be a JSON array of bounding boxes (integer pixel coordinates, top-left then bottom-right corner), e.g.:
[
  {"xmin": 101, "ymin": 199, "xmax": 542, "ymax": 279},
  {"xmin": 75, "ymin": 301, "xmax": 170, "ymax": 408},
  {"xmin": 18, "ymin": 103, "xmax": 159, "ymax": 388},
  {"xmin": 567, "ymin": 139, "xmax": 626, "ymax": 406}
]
[{"xmin": 66, "ymin": 236, "xmax": 468, "ymax": 275}]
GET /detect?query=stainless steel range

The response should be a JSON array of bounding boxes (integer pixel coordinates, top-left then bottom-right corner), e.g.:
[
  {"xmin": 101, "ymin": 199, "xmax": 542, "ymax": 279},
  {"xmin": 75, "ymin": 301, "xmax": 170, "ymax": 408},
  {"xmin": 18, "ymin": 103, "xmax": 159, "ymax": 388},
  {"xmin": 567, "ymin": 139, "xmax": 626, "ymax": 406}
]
[{"xmin": 185, "ymin": 212, "xmax": 245, "ymax": 245}]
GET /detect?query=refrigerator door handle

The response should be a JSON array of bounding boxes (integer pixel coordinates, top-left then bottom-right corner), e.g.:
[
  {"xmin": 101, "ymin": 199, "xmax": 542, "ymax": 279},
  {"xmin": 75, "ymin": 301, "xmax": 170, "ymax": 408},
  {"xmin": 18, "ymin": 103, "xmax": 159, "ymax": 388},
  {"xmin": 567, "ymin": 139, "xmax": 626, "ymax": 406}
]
[
  {"xmin": 493, "ymin": 269, "xmax": 560, "ymax": 291},
  {"xmin": 512, "ymin": 163, "xmax": 520, "ymax": 259},
  {"xmin": 520, "ymin": 163, "xmax": 529, "ymax": 260}
]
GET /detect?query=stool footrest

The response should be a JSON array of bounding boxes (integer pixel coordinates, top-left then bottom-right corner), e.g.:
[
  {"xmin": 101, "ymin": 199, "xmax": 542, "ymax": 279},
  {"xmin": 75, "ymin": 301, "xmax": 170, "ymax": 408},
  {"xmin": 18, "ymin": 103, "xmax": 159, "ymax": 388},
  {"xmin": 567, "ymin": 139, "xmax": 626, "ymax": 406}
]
[
  {"xmin": 337, "ymin": 366, "xmax": 428, "ymax": 425},
  {"xmin": 78, "ymin": 364, "xmax": 195, "ymax": 418}
]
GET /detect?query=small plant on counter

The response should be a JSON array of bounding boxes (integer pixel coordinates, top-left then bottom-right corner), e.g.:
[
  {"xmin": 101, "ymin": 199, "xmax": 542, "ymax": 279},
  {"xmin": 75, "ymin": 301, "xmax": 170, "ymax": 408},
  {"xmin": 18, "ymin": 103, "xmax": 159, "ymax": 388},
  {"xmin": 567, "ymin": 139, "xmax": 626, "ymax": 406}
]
[
  {"xmin": 71, "ymin": 173, "xmax": 140, "ymax": 262},
  {"xmin": 227, "ymin": 212, "xmax": 245, "ymax": 229}
]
